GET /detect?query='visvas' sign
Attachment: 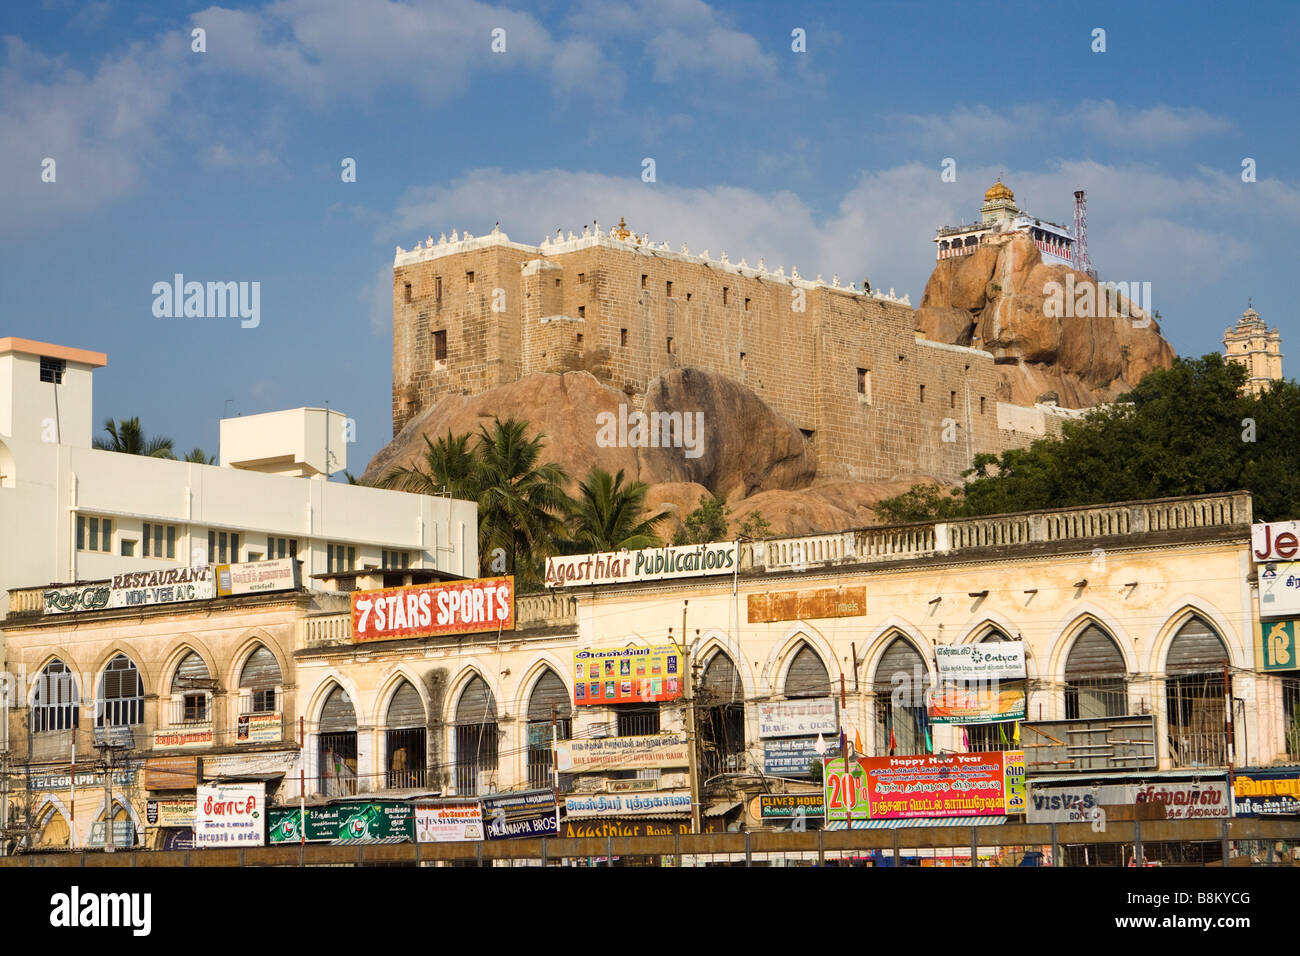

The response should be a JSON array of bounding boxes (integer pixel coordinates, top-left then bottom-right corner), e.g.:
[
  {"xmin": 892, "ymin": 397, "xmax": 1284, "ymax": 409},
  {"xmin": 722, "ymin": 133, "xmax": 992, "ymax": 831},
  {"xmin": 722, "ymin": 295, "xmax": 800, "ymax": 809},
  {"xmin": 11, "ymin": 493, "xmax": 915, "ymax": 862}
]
[
  {"xmin": 1253, "ymin": 522, "xmax": 1300, "ymax": 561},
  {"xmin": 351, "ymin": 576, "xmax": 514, "ymax": 642}
]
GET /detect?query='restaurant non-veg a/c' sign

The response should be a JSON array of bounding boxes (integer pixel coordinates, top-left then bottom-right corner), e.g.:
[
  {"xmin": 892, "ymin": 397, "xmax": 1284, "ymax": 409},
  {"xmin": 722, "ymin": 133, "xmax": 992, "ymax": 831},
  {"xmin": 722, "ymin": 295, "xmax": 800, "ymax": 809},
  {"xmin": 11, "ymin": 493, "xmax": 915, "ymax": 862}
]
[{"xmin": 351, "ymin": 576, "xmax": 514, "ymax": 642}]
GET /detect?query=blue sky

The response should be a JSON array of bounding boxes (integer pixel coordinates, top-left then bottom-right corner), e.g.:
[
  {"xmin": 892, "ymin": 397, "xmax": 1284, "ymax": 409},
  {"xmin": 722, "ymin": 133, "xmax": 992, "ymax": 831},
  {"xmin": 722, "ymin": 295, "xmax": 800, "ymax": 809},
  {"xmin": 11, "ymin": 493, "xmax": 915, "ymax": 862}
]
[{"xmin": 3, "ymin": 0, "xmax": 1297, "ymax": 470}]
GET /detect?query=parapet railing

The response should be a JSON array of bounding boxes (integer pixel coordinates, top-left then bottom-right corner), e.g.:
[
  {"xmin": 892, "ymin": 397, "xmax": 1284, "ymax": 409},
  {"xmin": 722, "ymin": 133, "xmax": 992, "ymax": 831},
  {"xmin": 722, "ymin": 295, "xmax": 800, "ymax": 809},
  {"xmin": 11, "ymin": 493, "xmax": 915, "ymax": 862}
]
[{"xmin": 756, "ymin": 492, "xmax": 1251, "ymax": 574}]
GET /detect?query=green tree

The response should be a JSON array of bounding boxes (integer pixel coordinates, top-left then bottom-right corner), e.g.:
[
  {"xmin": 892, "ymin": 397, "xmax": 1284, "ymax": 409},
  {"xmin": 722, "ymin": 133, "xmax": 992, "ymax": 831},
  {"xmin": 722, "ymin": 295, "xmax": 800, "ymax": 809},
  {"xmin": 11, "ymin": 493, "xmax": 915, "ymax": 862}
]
[
  {"xmin": 183, "ymin": 448, "xmax": 215, "ymax": 464},
  {"xmin": 873, "ymin": 483, "xmax": 965, "ymax": 524},
  {"xmin": 93, "ymin": 417, "xmax": 175, "ymax": 458},
  {"xmin": 737, "ymin": 510, "xmax": 774, "ymax": 539},
  {"xmin": 473, "ymin": 417, "xmax": 570, "ymax": 588},
  {"xmin": 375, "ymin": 430, "xmax": 479, "ymax": 500},
  {"xmin": 565, "ymin": 468, "xmax": 666, "ymax": 553},
  {"xmin": 673, "ymin": 493, "xmax": 732, "ymax": 545}
]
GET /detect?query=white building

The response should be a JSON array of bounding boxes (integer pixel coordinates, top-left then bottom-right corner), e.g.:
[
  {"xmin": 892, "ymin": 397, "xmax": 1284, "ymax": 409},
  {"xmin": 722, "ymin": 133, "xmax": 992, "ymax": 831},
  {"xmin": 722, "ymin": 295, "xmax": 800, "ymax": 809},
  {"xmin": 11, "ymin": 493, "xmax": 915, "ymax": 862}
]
[
  {"xmin": 0, "ymin": 336, "xmax": 478, "ymax": 621},
  {"xmin": 934, "ymin": 180, "xmax": 1077, "ymax": 267}
]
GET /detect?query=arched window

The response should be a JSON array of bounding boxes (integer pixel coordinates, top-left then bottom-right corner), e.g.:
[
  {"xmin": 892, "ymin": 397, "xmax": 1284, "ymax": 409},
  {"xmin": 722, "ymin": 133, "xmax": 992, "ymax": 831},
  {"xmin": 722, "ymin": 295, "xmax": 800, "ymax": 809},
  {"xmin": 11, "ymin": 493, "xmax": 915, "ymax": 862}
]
[
  {"xmin": 170, "ymin": 651, "xmax": 211, "ymax": 725},
  {"xmin": 92, "ymin": 802, "xmax": 135, "ymax": 849},
  {"xmin": 964, "ymin": 629, "xmax": 1021, "ymax": 752},
  {"xmin": 1064, "ymin": 625, "xmax": 1128, "ymax": 719},
  {"xmin": 385, "ymin": 681, "xmax": 427, "ymax": 790},
  {"xmin": 317, "ymin": 686, "xmax": 357, "ymax": 796},
  {"xmin": 36, "ymin": 806, "xmax": 70, "ymax": 849},
  {"xmin": 455, "ymin": 676, "xmax": 498, "ymax": 796},
  {"xmin": 527, "ymin": 670, "xmax": 572, "ymax": 790},
  {"xmin": 699, "ymin": 653, "xmax": 746, "ymax": 780},
  {"xmin": 239, "ymin": 645, "xmax": 282, "ymax": 716},
  {"xmin": 784, "ymin": 643, "xmax": 831, "ymax": 699},
  {"xmin": 873, "ymin": 637, "xmax": 929, "ymax": 756},
  {"xmin": 1165, "ymin": 617, "xmax": 1229, "ymax": 768},
  {"xmin": 98, "ymin": 655, "xmax": 143, "ymax": 727},
  {"xmin": 31, "ymin": 660, "xmax": 78, "ymax": 733}
]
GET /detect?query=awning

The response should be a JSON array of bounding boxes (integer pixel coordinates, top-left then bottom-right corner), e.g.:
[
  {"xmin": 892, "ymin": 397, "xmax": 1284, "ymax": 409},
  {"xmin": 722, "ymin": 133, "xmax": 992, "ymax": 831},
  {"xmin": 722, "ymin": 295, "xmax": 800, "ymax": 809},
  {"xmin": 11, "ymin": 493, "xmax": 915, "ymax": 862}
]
[
  {"xmin": 704, "ymin": 801, "xmax": 741, "ymax": 818},
  {"xmin": 330, "ymin": 836, "xmax": 411, "ymax": 846},
  {"xmin": 1029, "ymin": 770, "xmax": 1227, "ymax": 785},
  {"xmin": 330, "ymin": 789, "xmax": 443, "ymax": 802},
  {"xmin": 824, "ymin": 816, "xmax": 1007, "ymax": 830}
]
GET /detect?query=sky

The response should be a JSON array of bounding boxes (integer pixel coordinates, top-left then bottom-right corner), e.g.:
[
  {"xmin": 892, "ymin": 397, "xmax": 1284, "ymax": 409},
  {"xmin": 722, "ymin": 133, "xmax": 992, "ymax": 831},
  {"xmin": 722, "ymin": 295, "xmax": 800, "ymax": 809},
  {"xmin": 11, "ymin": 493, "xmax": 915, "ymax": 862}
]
[{"xmin": 2, "ymin": 0, "xmax": 1297, "ymax": 471}]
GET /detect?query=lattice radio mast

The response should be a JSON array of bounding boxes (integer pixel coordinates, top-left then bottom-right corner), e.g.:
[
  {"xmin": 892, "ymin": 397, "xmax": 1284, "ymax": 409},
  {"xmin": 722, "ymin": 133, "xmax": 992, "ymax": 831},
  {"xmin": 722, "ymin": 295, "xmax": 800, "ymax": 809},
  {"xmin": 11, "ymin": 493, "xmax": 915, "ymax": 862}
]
[{"xmin": 1073, "ymin": 189, "xmax": 1095, "ymax": 278}]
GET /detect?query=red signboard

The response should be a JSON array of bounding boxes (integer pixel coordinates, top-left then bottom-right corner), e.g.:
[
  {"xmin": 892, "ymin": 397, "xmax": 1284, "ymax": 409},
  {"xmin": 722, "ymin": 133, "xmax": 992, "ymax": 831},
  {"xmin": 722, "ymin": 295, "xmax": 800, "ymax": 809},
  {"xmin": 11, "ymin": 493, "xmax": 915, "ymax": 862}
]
[
  {"xmin": 351, "ymin": 577, "xmax": 514, "ymax": 642},
  {"xmin": 861, "ymin": 752, "xmax": 1021, "ymax": 819}
]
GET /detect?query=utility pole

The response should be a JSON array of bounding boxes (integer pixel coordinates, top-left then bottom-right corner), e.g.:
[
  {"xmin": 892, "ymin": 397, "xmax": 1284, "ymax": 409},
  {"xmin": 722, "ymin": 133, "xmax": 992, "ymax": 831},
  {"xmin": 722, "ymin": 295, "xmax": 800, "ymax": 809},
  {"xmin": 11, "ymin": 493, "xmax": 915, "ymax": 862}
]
[
  {"xmin": 104, "ymin": 746, "xmax": 114, "ymax": 853},
  {"xmin": 679, "ymin": 600, "xmax": 701, "ymax": 835},
  {"xmin": 0, "ymin": 680, "xmax": 8, "ymax": 857},
  {"xmin": 551, "ymin": 705, "xmax": 561, "ymax": 836}
]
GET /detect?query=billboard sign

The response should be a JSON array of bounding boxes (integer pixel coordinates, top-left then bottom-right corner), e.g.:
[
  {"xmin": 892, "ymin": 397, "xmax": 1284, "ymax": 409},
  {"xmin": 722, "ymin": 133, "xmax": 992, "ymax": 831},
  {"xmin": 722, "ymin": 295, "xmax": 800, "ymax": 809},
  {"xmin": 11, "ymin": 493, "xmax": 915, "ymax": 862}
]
[
  {"xmin": 556, "ymin": 734, "xmax": 689, "ymax": 773},
  {"xmin": 757, "ymin": 698, "xmax": 837, "ymax": 738},
  {"xmin": 928, "ymin": 682, "xmax": 1026, "ymax": 725},
  {"xmin": 1232, "ymin": 768, "xmax": 1300, "ymax": 816},
  {"xmin": 823, "ymin": 756, "xmax": 871, "ymax": 823},
  {"xmin": 934, "ymin": 642, "xmax": 1027, "ymax": 681},
  {"xmin": 216, "ymin": 558, "xmax": 299, "ymax": 596},
  {"xmin": 747, "ymin": 587, "xmax": 866, "ymax": 624},
  {"xmin": 415, "ymin": 804, "xmax": 484, "ymax": 843},
  {"xmin": 194, "ymin": 783, "xmax": 266, "ymax": 847},
  {"xmin": 351, "ymin": 576, "xmax": 514, "ymax": 643},
  {"xmin": 763, "ymin": 737, "xmax": 826, "ymax": 777},
  {"xmin": 545, "ymin": 543, "xmax": 737, "ymax": 588},
  {"xmin": 108, "ymin": 566, "xmax": 216, "ymax": 609},
  {"xmin": 236, "ymin": 712, "xmax": 282, "ymax": 744},
  {"xmin": 482, "ymin": 790, "xmax": 559, "ymax": 840},
  {"xmin": 1027, "ymin": 781, "xmax": 1230, "ymax": 823},
  {"xmin": 42, "ymin": 582, "xmax": 110, "ymax": 614},
  {"xmin": 1258, "ymin": 619, "xmax": 1300, "ymax": 672},
  {"xmin": 146, "ymin": 797, "xmax": 196, "ymax": 828},
  {"xmin": 151, "ymin": 728, "xmax": 213, "ymax": 750},
  {"xmin": 1253, "ymin": 522, "xmax": 1300, "ymax": 562},
  {"xmin": 759, "ymin": 793, "xmax": 825, "ymax": 819},
  {"xmin": 573, "ymin": 645, "xmax": 681, "ymax": 705},
  {"xmin": 563, "ymin": 791, "xmax": 692, "ymax": 818},
  {"xmin": 267, "ymin": 802, "xmax": 415, "ymax": 843},
  {"xmin": 862, "ymin": 752, "xmax": 1025, "ymax": 819}
]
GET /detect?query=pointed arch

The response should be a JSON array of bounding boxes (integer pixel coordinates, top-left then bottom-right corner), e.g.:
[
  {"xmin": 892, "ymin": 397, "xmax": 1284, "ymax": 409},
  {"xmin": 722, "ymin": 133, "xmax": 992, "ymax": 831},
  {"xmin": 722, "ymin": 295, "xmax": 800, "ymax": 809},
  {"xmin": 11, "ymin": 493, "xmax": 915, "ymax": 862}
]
[
  {"xmin": 314, "ymin": 678, "xmax": 359, "ymax": 797},
  {"xmin": 96, "ymin": 652, "xmax": 144, "ymax": 727},
  {"xmin": 698, "ymin": 649, "xmax": 747, "ymax": 778},
  {"xmin": 1046, "ymin": 607, "xmax": 1137, "ymax": 681},
  {"xmin": 452, "ymin": 671, "xmax": 499, "ymax": 796},
  {"xmin": 524, "ymin": 666, "xmax": 572, "ymax": 789},
  {"xmin": 1163, "ymin": 614, "xmax": 1231, "ymax": 769},
  {"xmin": 761, "ymin": 624, "xmax": 839, "ymax": 697},
  {"xmin": 782, "ymin": 642, "xmax": 832, "ymax": 699},
  {"xmin": 869, "ymin": 632, "xmax": 931, "ymax": 757},
  {"xmin": 694, "ymin": 627, "xmax": 755, "ymax": 700},
  {"xmin": 1145, "ymin": 598, "xmax": 1242, "ymax": 674},
  {"xmin": 229, "ymin": 633, "xmax": 288, "ymax": 693},
  {"xmin": 381, "ymin": 675, "xmax": 429, "ymax": 790},
  {"xmin": 29, "ymin": 658, "xmax": 79, "ymax": 732},
  {"xmin": 1059, "ymin": 618, "xmax": 1129, "ymax": 720}
]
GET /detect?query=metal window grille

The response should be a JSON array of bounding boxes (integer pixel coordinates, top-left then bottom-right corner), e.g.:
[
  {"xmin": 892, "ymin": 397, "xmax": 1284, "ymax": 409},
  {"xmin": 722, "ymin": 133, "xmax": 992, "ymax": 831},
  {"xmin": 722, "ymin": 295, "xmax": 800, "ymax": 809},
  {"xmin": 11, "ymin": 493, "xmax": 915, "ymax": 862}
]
[
  {"xmin": 319, "ymin": 733, "xmax": 358, "ymax": 796},
  {"xmin": 386, "ymin": 727, "xmax": 428, "ymax": 789},
  {"xmin": 39, "ymin": 356, "xmax": 65, "ymax": 384},
  {"xmin": 1064, "ymin": 678, "xmax": 1129, "ymax": 720},
  {"xmin": 616, "ymin": 706, "xmax": 660, "ymax": 737},
  {"xmin": 527, "ymin": 719, "xmax": 572, "ymax": 790},
  {"xmin": 455, "ymin": 724, "xmax": 498, "ymax": 795},
  {"xmin": 97, "ymin": 655, "xmax": 143, "ymax": 727},
  {"xmin": 1285, "ymin": 677, "xmax": 1300, "ymax": 760},
  {"xmin": 32, "ymin": 661, "xmax": 78, "ymax": 733},
  {"xmin": 1167, "ymin": 674, "xmax": 1228, "ymax": 768}
]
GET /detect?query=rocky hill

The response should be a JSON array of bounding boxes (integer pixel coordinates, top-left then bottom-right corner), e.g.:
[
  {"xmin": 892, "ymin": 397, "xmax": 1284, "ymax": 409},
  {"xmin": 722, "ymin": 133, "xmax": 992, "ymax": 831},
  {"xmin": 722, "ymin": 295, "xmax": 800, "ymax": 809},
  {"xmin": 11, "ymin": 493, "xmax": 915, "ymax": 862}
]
[{"xmin": 916, "ymin": 233, "xmax": 1174, "ymax": 406}]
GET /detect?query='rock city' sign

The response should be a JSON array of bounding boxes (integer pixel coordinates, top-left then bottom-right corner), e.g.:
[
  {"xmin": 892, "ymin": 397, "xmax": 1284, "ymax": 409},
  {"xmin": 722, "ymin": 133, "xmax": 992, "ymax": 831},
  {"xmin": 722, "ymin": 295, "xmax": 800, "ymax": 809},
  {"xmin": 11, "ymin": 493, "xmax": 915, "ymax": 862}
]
[{"xmin": 545, "ymin": 543, "xmax": 737, "ymax": 587}]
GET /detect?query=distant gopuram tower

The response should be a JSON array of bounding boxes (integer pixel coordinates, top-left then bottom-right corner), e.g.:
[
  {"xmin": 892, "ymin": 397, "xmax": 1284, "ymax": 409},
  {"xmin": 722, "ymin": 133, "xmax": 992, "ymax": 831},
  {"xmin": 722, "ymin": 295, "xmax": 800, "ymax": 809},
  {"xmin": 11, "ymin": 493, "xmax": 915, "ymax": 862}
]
[{"xmin": 1223, "ymin": 301, "xmax": 1283, "ymax": 395}]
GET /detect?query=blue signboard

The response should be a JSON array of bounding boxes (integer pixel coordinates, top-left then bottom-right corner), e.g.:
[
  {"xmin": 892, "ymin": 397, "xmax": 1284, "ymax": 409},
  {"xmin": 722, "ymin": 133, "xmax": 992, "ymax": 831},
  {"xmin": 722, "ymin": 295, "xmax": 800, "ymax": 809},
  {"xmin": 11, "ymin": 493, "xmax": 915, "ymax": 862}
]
[
  {"xmin": 764, "ymin": 737, "xmax": 825, "ymax": 777},
  {"xmin": 1232, "ymin": 768, "xmax": 1300, "ymax": 816},
  {"xmin": 481, "ymin": 789, "xmax": 559, "ymax": 840}
]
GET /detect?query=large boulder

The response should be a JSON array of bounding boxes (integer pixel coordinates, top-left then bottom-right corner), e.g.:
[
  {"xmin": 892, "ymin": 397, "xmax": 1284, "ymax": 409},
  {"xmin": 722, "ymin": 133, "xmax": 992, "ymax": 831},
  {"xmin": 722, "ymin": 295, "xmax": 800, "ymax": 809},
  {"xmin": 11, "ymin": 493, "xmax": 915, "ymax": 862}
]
[{"xmin": 916, "ymin": 233, "xmax": 1175, "ymax": 407}]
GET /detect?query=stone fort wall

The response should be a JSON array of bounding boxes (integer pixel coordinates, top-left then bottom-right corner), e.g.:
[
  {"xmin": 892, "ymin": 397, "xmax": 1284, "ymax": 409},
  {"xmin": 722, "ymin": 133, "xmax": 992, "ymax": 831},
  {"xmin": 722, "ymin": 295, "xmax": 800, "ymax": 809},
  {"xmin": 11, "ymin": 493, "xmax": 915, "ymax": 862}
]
[{"xmin": 391, "ymin": 228, "xmax": 1067, "ymax": 483}]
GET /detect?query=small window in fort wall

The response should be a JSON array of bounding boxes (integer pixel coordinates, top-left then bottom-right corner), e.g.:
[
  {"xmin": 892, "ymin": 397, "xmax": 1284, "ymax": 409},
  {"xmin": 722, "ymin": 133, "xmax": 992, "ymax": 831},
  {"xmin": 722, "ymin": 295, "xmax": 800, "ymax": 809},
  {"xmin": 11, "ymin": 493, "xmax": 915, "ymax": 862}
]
[
  {"xmin": 466, "ymin": 271, "xmax": 475, "ymax": 288},
  {"xmin": 950, "ymin": 390, "xmax": 957, "ymax": 408},
  {"xmin": 620, "ymin": 328, "xmax": 628, "ymax": 347},
  {"xmin": 404, "ymin": 282, "xmax": 412, "ymax": 303},
  {"xmin": 435, "ymin": 276, "xmax": 442, "ymax": 300},
  {"xmin": 578, "ymin": 273, "xmax": 585, "ymax": 283},
  {"xmin": 919, "ymin": 385, "xmax": 925, "ymax": 403},
  {"xmin": 744, "ymin": 298, "xmax": 752, "ymax": 312},
  {"xmin": 740, "ymin": 352, "xmax": 747, "ymax": 369},
  {"xmin": 578, "ymin": 306, "xmax": 585, "ymax": 318},
  {"xmin": 641, "ymin": 274, "xmax": 648, "ymax": 289},
  {"xmin": 858, "ymin": 368, "xmax": 871, "ymax": 403},
  {"xmin": 666, "ymin": 281, "xmax": 673, "ymax": 297},
  {"xmin": 980, "ymin": 397, "xmax": 986, "ymax": 414},
  {"xmin": 723, "ymin": 287, "xmax": 729, "ymax": 305},
  {"xmin": 667, "ymin": 337, "xmax": 674, "ymax": 354},
  {"xmin": 555, "ymin": 278, "xmax": 561, "ymax": 288},
  {"xmin": 577, "ymin": 333, "xmax": 584, "ymax": 347},
  {"xmin": 434, "ymin": 330, "xmax": 448, "ymax": 364},
  {"xmin": 686, "ymin": 292, "xmax": 692, "ymax": 302}
]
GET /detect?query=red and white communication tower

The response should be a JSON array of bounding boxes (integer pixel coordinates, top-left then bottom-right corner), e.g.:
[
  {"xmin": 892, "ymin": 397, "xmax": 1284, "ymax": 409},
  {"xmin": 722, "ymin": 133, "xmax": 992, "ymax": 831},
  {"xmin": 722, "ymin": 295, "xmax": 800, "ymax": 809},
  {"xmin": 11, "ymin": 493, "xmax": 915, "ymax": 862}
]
[{"xmin": 1073, "ymin": 189, "xmax": 1095, "ymax": 278}]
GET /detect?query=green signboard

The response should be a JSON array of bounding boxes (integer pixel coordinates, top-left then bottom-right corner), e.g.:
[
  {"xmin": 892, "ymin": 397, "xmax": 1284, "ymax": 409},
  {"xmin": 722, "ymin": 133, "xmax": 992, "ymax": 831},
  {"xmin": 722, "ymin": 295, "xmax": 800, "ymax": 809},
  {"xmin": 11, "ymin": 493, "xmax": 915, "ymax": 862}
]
[
  {"xmin": 1260, "ymin": 619, "xmax": 1300, "ymax": 672},
  {"xmin": 822, "ymin": 756, "xmax": 870, "ymax": 823},
  {"xmin": 267, "ymin": 802, "xmax": 414, "ymax": 844}
]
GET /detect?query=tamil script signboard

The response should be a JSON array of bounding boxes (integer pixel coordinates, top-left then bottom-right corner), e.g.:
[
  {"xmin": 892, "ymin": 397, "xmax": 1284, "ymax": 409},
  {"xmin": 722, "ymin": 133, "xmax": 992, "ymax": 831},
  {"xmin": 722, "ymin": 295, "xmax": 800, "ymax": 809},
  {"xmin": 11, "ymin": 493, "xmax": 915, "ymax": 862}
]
[
  {"xmin": 415, "ymin": 804, "xmax": 484, "ymax": 843},
  {"xmin": 482, "ymin": 789, "xmax": 559, "ymax": 840},
  {"xmin": 556, "ymin": 734, "xmax": 689, "ymax": 773},
  {"xmin": 748, "ymin": 587, "xmax": 866, "ymax": 624},
  {"xmin": 545, "ymin": 543, "xmax": 737, "ymax": 588},
  {"xmin": 928, "ymin": 683, "xmax": 1026, "ymax": 725},
  {"xmin": 934, "ymin": 641, "xmax": 1027, "ymax": 681},
  {"xmin": 1232, "ymin": 768, "xmax": 1300, "ymax": 816},
  {"xmin": 236, "ymin": 712, "xmax": 282, "ymax": 744},
  {"xmin": 1258, "ymin": 619, "xmax": 1300, "ymax": 672},
  {"xmin": 267, "ymin": 802, "xmax": 415, "ymax": 843},
  {"xmin": 573, "ymin": 645, "xmax": 681, "ymax": 705},
  {"xmin": 862, "ymin": 752, "xmax": 1026, "ymax": 819},
  {"xmin": 759, "ymin": 793, "xmax": 825, "ymax": 820},
  {"xmin": 194, "ymin": 783, "xmax": 266, "ymax": 847},
  {"xmin": 563, "ymin": 791, "xmax": 692, "ymax": 818},
  {"xmin": 1026, "ymin": 781, "xmax": 1230, "ymax": 823},
  {"xmin": 351, "ymin": 576, "xmax": 514, "ymax": 643},
  {"xmin": 146, "ymin": 797, "xmax": 196, "ymax": 828},
  {"xmin": 758, "ymin": 698, "xmax": 837, "ymax": 738},
  {"xmin": 151, "ymin": 728, "xmax": 213, "ymax": 750},
  {"xmin": 763, "ymin": 737, "xmax": 825, "ymax": 777},
  {"xmin": 216, "ymin": 558, "xmax": 299, "ymax": 596}
]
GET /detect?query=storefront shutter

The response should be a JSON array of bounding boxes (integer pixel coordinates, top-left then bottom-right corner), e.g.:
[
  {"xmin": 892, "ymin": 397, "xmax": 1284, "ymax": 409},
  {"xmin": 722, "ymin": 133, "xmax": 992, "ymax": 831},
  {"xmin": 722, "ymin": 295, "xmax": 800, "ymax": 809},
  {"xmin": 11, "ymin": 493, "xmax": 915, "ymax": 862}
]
[
  {"xmin": 785, "ymin": 645, "xmax": 830, "ymax": 698},
  {"xmin": 456, "ymin": 676, "xmax": 496, "ymax": 725},
  {"xmin": 700, "ymin": 653, "xmax": 742, "ymax": 703},
  {"xmin": 873, "ymin": 637, "xmax": 926, "ymax": 692},
  {"xmin": 1166, "ymin": 618, "xmax": 1229, "ymax": 675},
  {"xmin": 386, "ymin": 681, "xmax": 425, "ymax": 729},
  {"xmin": 1064, "ymin": 625, "xmax": 1126, "ymax": 678},
  {"xmin": 239, "ymin": 646, "xmax": 282, "ymax": 688},
  {"xmin": 170, "ymin": 652, "xmax": 210, "ymax": 692},
  {"xmin": 318, "ymin": 686, "xmax": 357, "ymax": 733},
  {"xmin": 527, "ymin": 670, "xmax": 571, "ymax": 721}
]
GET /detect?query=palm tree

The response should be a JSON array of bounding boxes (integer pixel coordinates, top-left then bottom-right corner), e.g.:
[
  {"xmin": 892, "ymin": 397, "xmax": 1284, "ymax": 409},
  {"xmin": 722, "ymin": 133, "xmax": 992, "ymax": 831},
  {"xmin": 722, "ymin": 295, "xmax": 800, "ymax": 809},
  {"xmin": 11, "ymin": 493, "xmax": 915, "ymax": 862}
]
[
  {"xmin": 472, "ymin": 417, "xmax": 569, "ymax": 588},
  {"xmin": 183, "ymin": 448, "xmax": 215, "ymax": 464},
  {"xmin": 376, "ymin": 431, "xmax": 478, "ymax": 499},
  {"xmin": 93, "ymin": 418, "xmax": 176, "ymax": 458},
  {"xmin": 566, "ymin": 468, "xmax": 666, "ymax": 553}
]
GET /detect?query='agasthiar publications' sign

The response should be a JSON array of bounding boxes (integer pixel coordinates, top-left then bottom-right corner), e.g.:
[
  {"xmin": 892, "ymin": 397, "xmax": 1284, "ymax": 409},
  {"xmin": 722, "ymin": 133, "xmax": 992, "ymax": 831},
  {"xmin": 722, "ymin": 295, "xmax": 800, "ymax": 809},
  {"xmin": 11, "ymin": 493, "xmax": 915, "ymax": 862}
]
[
  {"xmin": 351, "ymin": 576, "xmax": 514, "ymax": 642},
  {"xmin": 545, "ymin": 543, "xmax": 737, "ymax": 588},
  {"xmin": 556, "ymin": 734, "xmax": 689, "ymax": 773},
  {"xmin": 758, "ymin": 698, "xmax": 837, "ymax": 738}
]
